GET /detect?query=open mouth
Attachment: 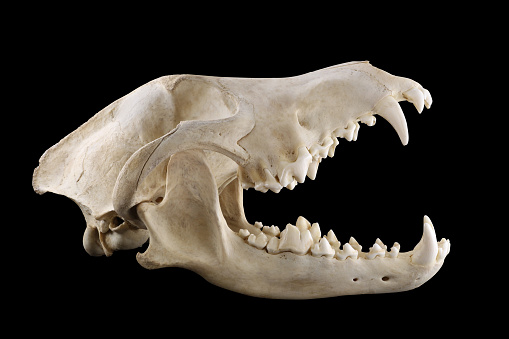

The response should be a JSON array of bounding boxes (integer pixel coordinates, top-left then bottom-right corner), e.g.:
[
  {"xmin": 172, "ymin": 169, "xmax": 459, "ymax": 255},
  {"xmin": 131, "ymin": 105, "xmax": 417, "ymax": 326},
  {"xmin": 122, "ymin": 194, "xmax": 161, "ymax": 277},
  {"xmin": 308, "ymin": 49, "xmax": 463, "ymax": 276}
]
[{"xmin": 229, "ymin": 88, "xmax": 449, "ymax": 264}]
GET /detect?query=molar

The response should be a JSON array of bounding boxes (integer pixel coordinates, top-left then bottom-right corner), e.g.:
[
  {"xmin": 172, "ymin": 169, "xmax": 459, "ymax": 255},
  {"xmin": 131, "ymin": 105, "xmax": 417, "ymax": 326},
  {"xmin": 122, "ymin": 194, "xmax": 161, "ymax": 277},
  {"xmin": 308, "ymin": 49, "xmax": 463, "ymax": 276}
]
[{"xmin": 248, "ymin": 232, "xmax": 268, "ymax": 250}]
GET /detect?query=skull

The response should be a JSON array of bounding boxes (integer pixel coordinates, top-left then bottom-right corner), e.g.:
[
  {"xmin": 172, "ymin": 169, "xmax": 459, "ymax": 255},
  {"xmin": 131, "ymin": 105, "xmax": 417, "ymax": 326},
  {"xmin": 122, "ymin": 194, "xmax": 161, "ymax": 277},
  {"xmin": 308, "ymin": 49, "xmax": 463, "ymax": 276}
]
[{"xmin": 33, "ymin": 61, "xmax": 450, "ymax": 299}]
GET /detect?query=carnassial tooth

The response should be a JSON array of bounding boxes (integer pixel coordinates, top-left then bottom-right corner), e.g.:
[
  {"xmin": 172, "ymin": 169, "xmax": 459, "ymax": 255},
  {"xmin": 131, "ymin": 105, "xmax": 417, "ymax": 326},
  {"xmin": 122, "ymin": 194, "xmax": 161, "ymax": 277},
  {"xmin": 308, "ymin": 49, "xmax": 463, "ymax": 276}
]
[
  {"xmin": 366, "ymin": 243, "xmax": 385, "ymax": 260},
  {"xmin": 388, "ymin": 242, "xmax": 400, "ymax": 258},
  {"xmin": 248, "ymin": 232, "xmax": 268, "ymax": 249},
  {"xmin": 239, "ymin": 229, "xmax": 250, "ymax": 239},
  {"xmin": 263, "ymin": 168, "xmax": 283, "ymax": 193},
  {"xmin": 411, "ymin": 215, "xmax": 439, "ymax": 266},
  {"xmin": 373, "ymin": 95, "xmax": 409, "ymax": 146},
  {"xmin": 328, "ymin": 137, "xmax": 339, "ymax": 157},
  {"xmin": 335, "ymin": 243, "xmax": 358, "ymax": 260},
  {"xmin": 310, "ymin": 223, "xmax": 321, "ymax": 243},
  {"xmin": 267, "ymin": 236, "xmax": 280, "ymax": 254},
  {"xmin": 325, "ymin": 230, "xmax": 340, "ymax": 250},
  {"xmin": 296, "ymin": 216, "xmax": 311, "ymax": 232},
  {"xmin": 278, "ymin": 224, "xmax": 313, "ymax": 255},
  {"xmin": 311, "ymin": 237, "xmax": 335, "ymax": 258},
  {"xmin": 278, "ymin": 224, "xmax": 301, "ymax": 253},
  {"xmin": 278, "ymin": 146, "xmax": 312, "ymax": 187},
  {"xmin": 263, "ymin": 225, "xmax": 280, "ymax": 237}
]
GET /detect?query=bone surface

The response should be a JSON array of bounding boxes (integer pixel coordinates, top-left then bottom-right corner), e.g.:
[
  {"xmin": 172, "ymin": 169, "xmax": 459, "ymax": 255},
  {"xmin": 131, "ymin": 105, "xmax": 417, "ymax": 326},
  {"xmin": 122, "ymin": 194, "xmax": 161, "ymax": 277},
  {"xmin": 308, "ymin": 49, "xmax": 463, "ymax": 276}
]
[{"xmin": 33, "ymin": 61, "xmax": 449, "ymax": 298}]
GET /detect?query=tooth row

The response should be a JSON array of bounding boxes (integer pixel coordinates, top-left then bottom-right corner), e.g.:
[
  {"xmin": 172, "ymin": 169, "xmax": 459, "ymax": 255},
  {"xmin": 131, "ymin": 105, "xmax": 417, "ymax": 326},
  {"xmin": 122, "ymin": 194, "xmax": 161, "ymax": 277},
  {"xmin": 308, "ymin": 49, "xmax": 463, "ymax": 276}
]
[
  {"xmin": 249, "ymin": 114, "xmax": 378, "ymax": 193},
  {"xmin": 238, "ymin": 216, "xmax": 400, "ymax": 260},
  {"xmin": 238, "ymin": 216, "xmax": 451, "ymax": 263}
]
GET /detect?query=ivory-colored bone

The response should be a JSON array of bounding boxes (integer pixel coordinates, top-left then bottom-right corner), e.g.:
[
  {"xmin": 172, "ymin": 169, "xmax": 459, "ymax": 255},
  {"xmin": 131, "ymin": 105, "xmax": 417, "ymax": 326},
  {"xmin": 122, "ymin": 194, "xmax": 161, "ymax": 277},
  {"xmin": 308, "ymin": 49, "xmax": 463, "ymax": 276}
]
[{"xmin": 33, "ymin": 61, "xmax": 449, "ymax": 298}]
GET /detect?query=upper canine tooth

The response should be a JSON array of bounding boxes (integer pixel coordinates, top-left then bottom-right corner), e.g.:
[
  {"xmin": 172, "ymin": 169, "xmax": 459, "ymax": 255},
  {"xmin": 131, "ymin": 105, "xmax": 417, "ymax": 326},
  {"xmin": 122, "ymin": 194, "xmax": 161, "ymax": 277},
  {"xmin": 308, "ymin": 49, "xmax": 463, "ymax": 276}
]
[
  {"xmin": 373, "ymin": 95, "xmax": 409, "ymax": 146},
  {"xmin": 278, "ymin": 146, "xmax": 312, "ymax": 187},
  {"xmin": 311, "ymin": 237, "xmax": 335, "ymax": 258},
  {"xmin": 411, "ymin": 215, "xmax": 439, "ymax": 266}
]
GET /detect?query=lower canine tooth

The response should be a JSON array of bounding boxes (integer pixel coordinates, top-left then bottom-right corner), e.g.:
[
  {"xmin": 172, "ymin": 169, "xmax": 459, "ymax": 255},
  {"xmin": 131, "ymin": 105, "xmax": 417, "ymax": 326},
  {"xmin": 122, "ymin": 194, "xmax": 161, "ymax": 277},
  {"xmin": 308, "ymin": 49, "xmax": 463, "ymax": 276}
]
[{"xmin": 411, "ymin": 216, "xmax": 439, "ymax": 266}]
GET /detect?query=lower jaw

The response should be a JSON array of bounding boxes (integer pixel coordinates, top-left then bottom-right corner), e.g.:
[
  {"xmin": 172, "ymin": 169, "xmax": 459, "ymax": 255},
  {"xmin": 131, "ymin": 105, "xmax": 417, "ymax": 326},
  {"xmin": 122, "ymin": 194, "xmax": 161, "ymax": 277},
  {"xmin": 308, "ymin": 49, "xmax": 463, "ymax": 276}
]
[{"xmin": 196, "ymin": 230, "xmax": 445, "ymax": 299}]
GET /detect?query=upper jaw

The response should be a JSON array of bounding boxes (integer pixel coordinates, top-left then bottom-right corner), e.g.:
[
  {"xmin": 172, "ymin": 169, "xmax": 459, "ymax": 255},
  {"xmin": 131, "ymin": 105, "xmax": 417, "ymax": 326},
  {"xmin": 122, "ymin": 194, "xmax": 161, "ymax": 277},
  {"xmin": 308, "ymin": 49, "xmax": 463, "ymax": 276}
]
[{"xmin": 241, "ymin": 85, "xmax": 432, "ymax": 194}]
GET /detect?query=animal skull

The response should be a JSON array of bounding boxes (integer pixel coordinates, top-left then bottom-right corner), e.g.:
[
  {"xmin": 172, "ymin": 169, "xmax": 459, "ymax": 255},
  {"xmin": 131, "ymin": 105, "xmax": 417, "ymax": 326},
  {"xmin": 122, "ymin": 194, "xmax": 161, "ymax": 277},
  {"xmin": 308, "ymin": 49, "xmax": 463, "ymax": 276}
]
[{"xmin": 33, "ymin": 61, "xmax": 450, "ymax": 299}]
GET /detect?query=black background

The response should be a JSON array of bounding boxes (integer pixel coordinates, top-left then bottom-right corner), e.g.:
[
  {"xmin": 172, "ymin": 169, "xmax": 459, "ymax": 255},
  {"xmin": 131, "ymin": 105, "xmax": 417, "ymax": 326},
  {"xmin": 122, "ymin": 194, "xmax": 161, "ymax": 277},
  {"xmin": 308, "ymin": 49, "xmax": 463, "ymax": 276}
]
[{"xmin": 13, "ymin": 5, "xmax": 498, "ymax": 336}]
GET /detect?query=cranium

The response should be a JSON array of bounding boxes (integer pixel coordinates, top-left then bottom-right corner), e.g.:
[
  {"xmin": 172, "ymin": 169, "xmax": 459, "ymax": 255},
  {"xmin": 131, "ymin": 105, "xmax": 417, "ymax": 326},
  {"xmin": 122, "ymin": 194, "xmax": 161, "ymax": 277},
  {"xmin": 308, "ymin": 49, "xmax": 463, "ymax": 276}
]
[{"xmin": 33, "ymin": 61, "xmax": 450, "ymax": 299}]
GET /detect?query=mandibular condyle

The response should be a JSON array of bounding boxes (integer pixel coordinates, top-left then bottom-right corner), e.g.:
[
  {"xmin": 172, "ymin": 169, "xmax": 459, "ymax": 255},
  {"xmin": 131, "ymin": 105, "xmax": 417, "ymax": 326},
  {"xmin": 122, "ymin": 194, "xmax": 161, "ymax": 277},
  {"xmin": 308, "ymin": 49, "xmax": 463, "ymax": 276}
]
[{"xmin": 33, "ymin": 61, "xmax": 450, "ymax": 299}]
